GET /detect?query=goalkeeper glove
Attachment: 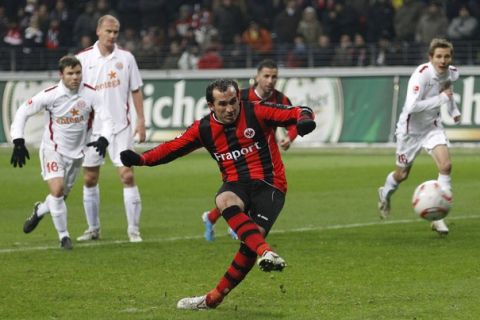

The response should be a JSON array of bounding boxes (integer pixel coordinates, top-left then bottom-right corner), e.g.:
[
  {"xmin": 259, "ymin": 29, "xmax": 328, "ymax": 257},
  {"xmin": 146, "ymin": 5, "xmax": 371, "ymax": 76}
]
[
  {"xmin": 120, "ymin": 150, "xmax": 144, "ymax": 167},
  {"xmin": 11, "ymin": 138, "xmax": 30, "ymax": 168},
  {"xmin": 296, "ymin": 106, "xmax": 316, "ymax": 137},
  {"xmin": 86, "ymin": 136, "xmax": 109, "ymax": 157}
]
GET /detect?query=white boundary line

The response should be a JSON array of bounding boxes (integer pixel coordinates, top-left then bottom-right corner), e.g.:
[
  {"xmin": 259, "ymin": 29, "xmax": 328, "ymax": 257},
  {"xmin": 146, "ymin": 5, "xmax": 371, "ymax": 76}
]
[{"xmin": 1, "ymin": 214, "xmax": 479, "ymax": 254}]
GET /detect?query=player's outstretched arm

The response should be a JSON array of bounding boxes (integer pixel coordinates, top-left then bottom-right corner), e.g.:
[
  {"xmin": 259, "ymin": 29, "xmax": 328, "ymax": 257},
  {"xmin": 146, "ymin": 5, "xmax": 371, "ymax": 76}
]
[
  {"xmin": 120, "ymin": 150, "xmax": 144, "ymax": 167},
  {"xmin": 296, "ymin": 106, "xmax": 316, "ymax": 137},
  {"xmin": 10, "ymin": 138, "xmax": 30, "ymax": 168},
  {"xmin": 86, "ymin": 137, "xmax": 109, "ymax": 158}
]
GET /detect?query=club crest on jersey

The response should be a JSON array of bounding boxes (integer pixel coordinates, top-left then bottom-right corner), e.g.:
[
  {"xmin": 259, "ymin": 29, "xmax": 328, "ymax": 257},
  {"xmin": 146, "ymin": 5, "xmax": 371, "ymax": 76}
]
[
  {"xmin": 115, "ymin": 62, "xmax": 123, "ymax": 70},
  {"xmin": 244, "ymin": 128, "xmax": 255, "ymax": 139},
  {"xmin": 75, "ymin": 100, "xmax": 86, "ymax": 109}
]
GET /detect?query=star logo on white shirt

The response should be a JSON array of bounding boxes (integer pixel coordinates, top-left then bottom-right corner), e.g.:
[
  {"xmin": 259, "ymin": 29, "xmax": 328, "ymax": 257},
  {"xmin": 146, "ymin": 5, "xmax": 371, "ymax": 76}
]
[
  {"xmin": 70, "ymin": 108, "xmax": 79, "ymax": 116},
  {"xmin": 108, "ymin": 71, "xmax": 117, "ymax": 79}
]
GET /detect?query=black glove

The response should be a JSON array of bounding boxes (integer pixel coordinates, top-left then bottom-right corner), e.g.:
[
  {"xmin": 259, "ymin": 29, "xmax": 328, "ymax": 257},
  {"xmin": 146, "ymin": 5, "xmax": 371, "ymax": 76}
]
[
  {"xmin": 11, "ymin": 138, "xmax": 30, "ymax": 168},
  {"xmin": 86, "ymin": 136, "xmax": 109, "ymax": 157},
  {"xmin": 120, "ymin": 150, "xmax": 144, "ymax": 167},
  {"xmin": 296, "ymin": 106, "xmax": 316, "ymax": 137}
]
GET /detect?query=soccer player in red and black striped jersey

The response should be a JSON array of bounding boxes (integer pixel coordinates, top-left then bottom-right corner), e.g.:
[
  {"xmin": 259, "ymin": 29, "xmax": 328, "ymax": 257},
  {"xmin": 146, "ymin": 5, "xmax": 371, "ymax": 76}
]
[
  {"xmin": 120, "ymin": 78, "xmax": 316, "ymax": 310},
  {"xmin": 202, "ymin": 59, "xmax": 297, "ymax": 242}
]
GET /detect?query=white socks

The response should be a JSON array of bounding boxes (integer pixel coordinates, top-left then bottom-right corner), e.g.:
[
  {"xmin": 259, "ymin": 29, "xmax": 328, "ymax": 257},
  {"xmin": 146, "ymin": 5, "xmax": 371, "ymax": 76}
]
[
  {"xmin": 47, "ymin": 194, "xmax": 69, "ymax": 240},
  {"xmin": 83, "ymin": 185, "xmax": 100, "ymax": 231},
  {"xmin": 382, "ymin": 172, "xmax": 399, "ymax": 199},
  {"xmin": 437, "ymin": 173, "xmax": 452, "ymax": 191},
  {"xmin": 124, "ymin": 186, "xmax": 141, "ymax": 234},
  {"xmin": 36, "ymin": 198, "xmax": 50, "ymax": 218}
]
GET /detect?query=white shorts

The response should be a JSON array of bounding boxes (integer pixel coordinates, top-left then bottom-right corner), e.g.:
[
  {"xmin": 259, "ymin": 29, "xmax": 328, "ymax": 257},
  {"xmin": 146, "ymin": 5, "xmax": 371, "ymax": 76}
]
[
  {"xmin": 83, "ymin": 126, "xmax": 134, "ymax": 167},
  {"xmin": 39, "ymin": 147, "xmax": 83, "ymax": 196},
  {"xmin": 395, "ymin": 130, "xmax": 449, "ymax": 167}
]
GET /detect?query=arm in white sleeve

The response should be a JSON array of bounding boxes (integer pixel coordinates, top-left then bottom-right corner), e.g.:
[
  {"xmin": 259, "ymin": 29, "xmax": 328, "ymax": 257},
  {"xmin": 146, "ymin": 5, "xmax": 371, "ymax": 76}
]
[
  {"xmin": 411, "ymin": 93, "xmax": 451, "ymax": 113},
  {"xmin": 403, "ymin": 74, "xmax": 450, "ymax": 114},
  {"xmin": 10, "ymin": 92, "xmax": 48, "ymax": 141},
  {"xmin": 447, "ymin": 98, "xmax": 461, "ymax": 120}
]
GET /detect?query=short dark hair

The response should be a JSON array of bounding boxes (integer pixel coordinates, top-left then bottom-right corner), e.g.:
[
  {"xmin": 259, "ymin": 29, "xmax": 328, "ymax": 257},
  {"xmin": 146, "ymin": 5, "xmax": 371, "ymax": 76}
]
[
  {"xmin": 206, "ymin": 79, "xmax": 239, "ymax": 104},
  {"xmin": 257, "ymin": 59, "xmax": 277, "ymax": 72},
  {"xmin": 58, "ymin": 55, "xmax": 81, "ymax": 72}
]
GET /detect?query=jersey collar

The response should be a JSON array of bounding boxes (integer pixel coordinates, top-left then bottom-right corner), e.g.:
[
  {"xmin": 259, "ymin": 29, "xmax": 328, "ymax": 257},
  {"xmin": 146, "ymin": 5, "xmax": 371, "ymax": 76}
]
[
  {"xmin": 93, "ymin": 41, "xmax": 118, "ymax": 60},
  {"xmin": 428, "ymin": 62, "xmax": 449, "ymax": 81},
  {"xmin": 58, "ymin": 79, "xmax": 81, "ymax": 98},
  {"xmin": 254, "ymin": 87, "xmax": 272, "ymax": 101}
]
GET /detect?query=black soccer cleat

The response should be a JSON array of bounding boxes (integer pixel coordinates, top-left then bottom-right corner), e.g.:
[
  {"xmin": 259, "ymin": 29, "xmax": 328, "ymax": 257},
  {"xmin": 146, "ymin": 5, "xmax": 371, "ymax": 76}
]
[
  {"xmin": 60, "ymin": 236, "xmax": 73, "ymax": 250},
  {"xmin": 23, "ymin": 202, "xmax": 43, "ymax": 233}
]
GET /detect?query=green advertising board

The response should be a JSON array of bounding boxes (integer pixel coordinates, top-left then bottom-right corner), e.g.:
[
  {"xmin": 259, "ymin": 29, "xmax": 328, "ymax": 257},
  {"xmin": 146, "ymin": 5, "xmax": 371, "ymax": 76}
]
[{"xmin": 1, "ymin": 75, "xmax": 479, "ymax": 145}]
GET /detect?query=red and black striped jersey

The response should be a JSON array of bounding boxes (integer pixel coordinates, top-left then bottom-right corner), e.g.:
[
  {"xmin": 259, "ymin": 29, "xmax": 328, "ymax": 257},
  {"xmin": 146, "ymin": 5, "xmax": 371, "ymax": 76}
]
[
  {"xmin": 141, "ymin": 101, "xmax": 305, "ymax": 193},
  {"xmin": 240, "ymin": 87, "xmax": 291, "ymax": 105},
  {"xmin": 240, "ymin": 87, "xmax": 297, "ymax": 140}
]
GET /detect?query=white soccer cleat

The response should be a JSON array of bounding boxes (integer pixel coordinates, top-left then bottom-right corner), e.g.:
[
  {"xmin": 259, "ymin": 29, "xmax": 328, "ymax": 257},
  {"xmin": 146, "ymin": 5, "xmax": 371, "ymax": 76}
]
[
  {"xmin": 177, "ymin": 295, "xmax": 209, "ymax": 310},
  {"xmin": 378, "ymin": 187, "xmax": 391, "ymax": 219},
  {"xmin": 128, "ymin": 231, "xmax": 143, "ymax": 243},
  {"xmin": 227, "ymin": 227, "xmax": 238, "ymax": 240},
  {"xmin": 257, "ymin": 250, "xmax": 286, "ymax": 272},
  {"xmin": 431, "ymin": 219, "xmax": 449, "ymax": 235},
  {"xmin": 76, "ymin": 229, "xmax": 100, "ymax": 241}
]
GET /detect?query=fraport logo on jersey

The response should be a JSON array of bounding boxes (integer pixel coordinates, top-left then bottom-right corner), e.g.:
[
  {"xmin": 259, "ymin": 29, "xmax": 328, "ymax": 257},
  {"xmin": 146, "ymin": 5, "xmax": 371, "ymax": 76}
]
[
  {"xmin": 213, "ymin": 142, "xmax": 261, "ymax": 161},
  {"xmin": 244, "ymin": 128, "xmax": 255, "ymax": 139}
]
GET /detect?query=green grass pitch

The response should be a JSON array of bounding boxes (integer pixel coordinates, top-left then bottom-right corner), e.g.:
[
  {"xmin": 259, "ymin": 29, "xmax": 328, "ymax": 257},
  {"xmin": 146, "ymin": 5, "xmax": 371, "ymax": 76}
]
[{"xmin": 1, "ymin": 147, "xmax": 479, "ymax": 319}]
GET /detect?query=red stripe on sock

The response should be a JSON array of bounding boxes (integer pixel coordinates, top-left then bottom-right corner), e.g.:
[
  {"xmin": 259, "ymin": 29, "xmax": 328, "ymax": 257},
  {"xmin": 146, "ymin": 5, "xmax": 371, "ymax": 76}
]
[
  {"xmin": 208, "ymin": 207, "xmax": 221, "ymax": 223},
  {"xmin": 215, "ymin": 250, "xmax": 257, "ymax": 297},
  {"xmin": 225, "ymin": 212, "xmax": 271, "ymax": 255}
]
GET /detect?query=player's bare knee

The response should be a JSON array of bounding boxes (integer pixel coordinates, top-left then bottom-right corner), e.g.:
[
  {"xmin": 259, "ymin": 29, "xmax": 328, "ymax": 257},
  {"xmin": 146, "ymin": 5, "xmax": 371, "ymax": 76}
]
[
  {"xmin": 394, "ymin": 170, "xmax": 409, "ymax": 182},
  {"xmin": 83, "ymin": 168, "xmax": 99, "ymax": 187},
  {"xmin": 50, "ymin": 189, "xmax": 64, "ymax": 198},
  {"xmin": 117, "ymin": 166, "xmax": 134, "ymax": 186},
  {"xmin": 120, "ymin": 171, "xmax": 134, "ymax": 186},
  {"xmin": 84, "ymin": 175, "xmax": 98, "ymax": 187},
  {"xmin": 215, "ymin": 192, "xmax": 243, "ymax": 212}
]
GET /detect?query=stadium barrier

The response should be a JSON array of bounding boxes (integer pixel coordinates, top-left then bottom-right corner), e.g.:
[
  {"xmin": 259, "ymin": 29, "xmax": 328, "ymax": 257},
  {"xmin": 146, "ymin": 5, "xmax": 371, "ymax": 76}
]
[{"xmin": 1, "ymin": 67, "xmax": 480, "ymax": 146}]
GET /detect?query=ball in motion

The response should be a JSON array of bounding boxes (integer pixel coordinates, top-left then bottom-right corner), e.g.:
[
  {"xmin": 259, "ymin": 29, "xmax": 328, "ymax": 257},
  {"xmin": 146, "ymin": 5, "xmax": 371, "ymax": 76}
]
[{"xmin": 412, "ymin": 180, "xmax": 452, "ymax": 221}]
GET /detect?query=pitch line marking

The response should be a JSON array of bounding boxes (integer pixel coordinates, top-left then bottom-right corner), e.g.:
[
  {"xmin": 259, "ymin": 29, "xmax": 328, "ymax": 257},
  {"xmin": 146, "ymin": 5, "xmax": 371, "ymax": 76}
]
[{"xmin": 1, "ymin": 214, "xmax": 479, "ymax": 254}]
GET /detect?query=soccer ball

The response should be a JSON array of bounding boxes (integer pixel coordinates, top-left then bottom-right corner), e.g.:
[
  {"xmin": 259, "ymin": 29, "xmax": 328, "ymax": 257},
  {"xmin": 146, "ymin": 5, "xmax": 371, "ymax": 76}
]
[{"xmin": 412, "ymin": 180, "xmax": 453, "ymax": 221}]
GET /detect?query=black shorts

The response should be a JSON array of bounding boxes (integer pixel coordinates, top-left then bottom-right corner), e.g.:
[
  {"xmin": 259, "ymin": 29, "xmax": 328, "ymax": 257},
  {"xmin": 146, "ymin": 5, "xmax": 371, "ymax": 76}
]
[{"xmin": 216, "ymin": 180, "xmax": 285, "ymax": 234}]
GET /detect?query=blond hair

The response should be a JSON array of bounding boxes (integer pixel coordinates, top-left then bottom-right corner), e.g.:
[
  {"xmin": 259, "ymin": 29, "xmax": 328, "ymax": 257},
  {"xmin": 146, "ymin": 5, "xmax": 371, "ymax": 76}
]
[
  {"xmin": 97, "ymin": 15, "xmax": 120, "ymax": 29},
  {"xmin": 428, "ymin": 38, "xmax": 453, "ymax": 57}
]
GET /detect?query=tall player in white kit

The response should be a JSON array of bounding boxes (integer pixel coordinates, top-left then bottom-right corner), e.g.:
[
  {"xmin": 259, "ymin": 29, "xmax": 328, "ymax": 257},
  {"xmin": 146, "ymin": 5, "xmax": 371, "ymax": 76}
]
[
  {"xmin": 76, "ymin": 15, "xmax": 146, "ymax": 243},
  {"xmin": 378, "ymin": 38, "xmax": 461, "ymax": 235},
  {"xmin": 10, "ymin": 56, "xmax": 113, "ymax": 250}
]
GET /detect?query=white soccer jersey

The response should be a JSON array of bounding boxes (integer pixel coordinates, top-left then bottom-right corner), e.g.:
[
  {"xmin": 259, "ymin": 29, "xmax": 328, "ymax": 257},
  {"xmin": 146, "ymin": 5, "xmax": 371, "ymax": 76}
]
[
  {"xmin": 76, "ymin": 41, "xmax": 143, "ymax": 134},
  {"xmin": 396, "ymin": 62, "xmax": 461, "ymax": 136},
  {"xmin": 10, "ymin": 80, "xmax": 113, "ymax": 159}
]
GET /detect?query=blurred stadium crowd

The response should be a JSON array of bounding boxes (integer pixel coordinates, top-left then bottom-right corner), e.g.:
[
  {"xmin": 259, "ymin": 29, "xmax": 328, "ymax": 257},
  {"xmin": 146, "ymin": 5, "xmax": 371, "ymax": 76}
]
[{"xmin": 0, "ymin": 0, "xmax": 479, "ymax": 71}]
